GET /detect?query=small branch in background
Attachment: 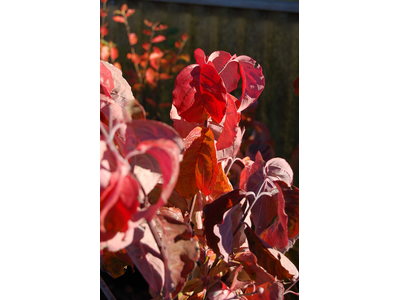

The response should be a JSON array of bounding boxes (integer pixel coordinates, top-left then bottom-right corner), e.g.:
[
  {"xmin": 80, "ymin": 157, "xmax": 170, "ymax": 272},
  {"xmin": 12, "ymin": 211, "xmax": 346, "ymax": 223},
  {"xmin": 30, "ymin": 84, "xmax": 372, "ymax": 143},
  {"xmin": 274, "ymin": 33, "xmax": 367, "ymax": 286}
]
[{"xmin": 100, "ymin": 275, "xmax": 117, "ymax": 300}]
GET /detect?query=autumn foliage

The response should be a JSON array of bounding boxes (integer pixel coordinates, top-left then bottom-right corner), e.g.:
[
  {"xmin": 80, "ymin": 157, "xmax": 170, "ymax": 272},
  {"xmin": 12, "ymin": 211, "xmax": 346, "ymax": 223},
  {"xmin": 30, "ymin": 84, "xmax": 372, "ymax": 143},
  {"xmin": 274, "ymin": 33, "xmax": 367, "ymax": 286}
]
[{"xmin": 100, "ymin": 5, "xmax": 299, "ymax": 299}]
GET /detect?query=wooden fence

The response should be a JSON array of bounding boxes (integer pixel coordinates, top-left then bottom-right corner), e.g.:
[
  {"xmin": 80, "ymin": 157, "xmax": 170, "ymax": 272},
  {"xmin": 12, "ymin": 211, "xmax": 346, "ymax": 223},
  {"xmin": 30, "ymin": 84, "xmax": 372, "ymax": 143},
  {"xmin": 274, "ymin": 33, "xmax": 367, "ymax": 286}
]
[{"xmin": 104, "ymin": 0, "xmax": 299, "ymax": 180}]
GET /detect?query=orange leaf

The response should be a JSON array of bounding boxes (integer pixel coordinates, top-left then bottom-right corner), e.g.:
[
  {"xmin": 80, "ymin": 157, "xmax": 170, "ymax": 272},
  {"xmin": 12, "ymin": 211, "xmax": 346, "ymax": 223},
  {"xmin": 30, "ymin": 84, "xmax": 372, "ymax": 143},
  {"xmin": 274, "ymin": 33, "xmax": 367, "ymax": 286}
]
[
  {"xmin": 152, "ymin": 35, "xmax": 166, "ymax": 43},
  {"xmin": 145, "ymin": 68, "xmax": 157, "ymax": 86},
  {"xmin": 110, "ymin": 46, "xmax": 118, "ymax": 61},
  {"xmin": 175, "ymin": 128, "xmax": 218, "ymax": 198},
  {"xmin": 142, "ymin": 29, "xmax": 152, "ymax": 35},
  {"xmin": 129, "ymin": 33, "xmax": 138, "ymax": 45},
  {"xmin": 209, "ymin": 162, "xmax": 233, "ymax": 200},
  {"xmin": 181, "ymin": 33, "xmax": 189, "ymax": 41},
  {"xmin": 100, "ymin": 9, "xmax": 108, "ymax": 17},
  {"xmin": 159, "ymin": 73, "xmax": 173, "ymax": 80},
  {"xmin": 174, "ymin": 40, "xmax": 182, "ymax": 48},
  {"xmin": 155, "ymin": 24, "xmax": 168, "ymax": 31},
  {"xmin": 142, "ymin": 41, "xmax": 150, "ymax": 51},
  {"xmin": 120, "ymin": 4, "xmax": 128, "ymax": 12},
  {"xmin": 113, "ymin": 62, "xmax": 122, "ymax": 70},
  {"xmin": 126, "ymin": 9, "xmax": 135, "ymax": 17},
  {"xmin": 112, "ymin": 16, "xmax": 125, "ymax": 23},
  {"xmin": 144, "ymin": 19, "xmax": 153, "ymax": 27}
]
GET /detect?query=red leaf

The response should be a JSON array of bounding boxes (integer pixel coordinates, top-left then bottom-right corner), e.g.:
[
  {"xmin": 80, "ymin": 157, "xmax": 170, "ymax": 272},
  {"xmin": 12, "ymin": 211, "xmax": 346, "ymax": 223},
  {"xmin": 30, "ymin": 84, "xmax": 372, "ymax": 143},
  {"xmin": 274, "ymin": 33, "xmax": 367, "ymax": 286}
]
[
  {"xmin": 128, "ymin": 32, "xmax": 138, "ymax": 45},
  {"xmin": 142, "ymin": 41, "xmax": 150, "ymax": 51},
  {"xmin": 245, "ymin": 227, "xmax": 298, "ymax": 281},
  {"xmin": 194, "ymin": 48, "xmax": 206, "ymax": 67},
  {"xmin": 120, "ymin": 4, "xmax": 128, "ymax": 12},
  {"xmin": 174, "ymin": 40, "xmax": 182, "ymax": 48},
  {"xmin": 112, "ymin": 15, "xmax": 125, "ymax": 23},
  {"xmin": 100, "ymin": 60, "xmax": 114, "ymax": 98},
  {"xmin": 156, "ymin": 24, "xmax": 168, "ymax": 30},
  {"xmin": 100, "ymin": 26, "xmax": 108, "ymax": 37},
  {"xmin": 173, "ymin": 63, "xmax": 227, "ymax": 123},
  {"xmin": 208, "ymin": 52, "xmax": 265, "ymax": 112},
  {"xmin": 100, "ymin": 9, "xmax": 108, "ymax": 17},
  {"xmin": 128, "ymin": 140, "xmax": 181, "ymax": 223},
  {"xmin": 100, "ymin": 143, "xmax": 140, "ymax": 249},
  {"xmin": 126, "ymin": 8, "xmax": 135, "ymax": 17},
  {"xmin": 144, "ymin": 19, "xmax": 153, "ymax": 27},
  {"xmin": 175, "ymin": 128, "xmax": 218, "ymax": 198},
  {"xmin": 152, "ymin": 35, "xmax": 166, "ymax": 43},
  {"xmin": 110, "ymin": 46, "xmax": 118, "ymax": 61},
  {"xmin": 145, "ymin": 68, "xmax": 157, "ymax": 86},
  {"xmin": 181, "ymin": 33, "xmax": 189, "ymax": 41},
  {"xmin": 142, "ymin": 29, "xmax": 152, "ymax": 35},
  {"xmin": 215, "ymin": 93, "xmax": 239, "ymax": 150}
]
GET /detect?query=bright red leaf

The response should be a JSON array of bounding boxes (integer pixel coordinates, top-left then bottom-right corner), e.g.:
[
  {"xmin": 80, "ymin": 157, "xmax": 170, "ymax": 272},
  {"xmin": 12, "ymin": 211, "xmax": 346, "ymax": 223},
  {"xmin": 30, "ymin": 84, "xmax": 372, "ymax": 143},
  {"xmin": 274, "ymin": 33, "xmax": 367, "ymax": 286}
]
[
  {"xmin": 173, "ymin": 63, "xmax": 227, "ymax": 123},
  {"xmin": 152, "ymin": 35, "xmax": 166, "ymax": 43},
  {"xmin": 128, "ymin": 32, "xmax": 138, "ymax": 45},
  {"xmin": 113, "ymin": 15, "xmax": 125, "ymax": 23}
]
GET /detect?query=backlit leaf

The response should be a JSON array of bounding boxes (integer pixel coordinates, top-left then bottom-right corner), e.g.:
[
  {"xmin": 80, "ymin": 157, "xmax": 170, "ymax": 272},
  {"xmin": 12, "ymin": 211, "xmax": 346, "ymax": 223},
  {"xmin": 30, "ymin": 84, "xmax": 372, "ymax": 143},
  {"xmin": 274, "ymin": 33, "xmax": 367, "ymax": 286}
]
[
  {"xmin": 152, "ymin": 35, "xmax": 166, "ymax": 43},
  {"xmin": 172, "ymin": 62, "xmax": 227, "ymax": 124},
  {"xmin": 113, "ymin": 15, "xmax": 125, "ymax": 23},
  {"xmin": 209, "ymin": 162, "xmax": 233, "ymax": 200}
]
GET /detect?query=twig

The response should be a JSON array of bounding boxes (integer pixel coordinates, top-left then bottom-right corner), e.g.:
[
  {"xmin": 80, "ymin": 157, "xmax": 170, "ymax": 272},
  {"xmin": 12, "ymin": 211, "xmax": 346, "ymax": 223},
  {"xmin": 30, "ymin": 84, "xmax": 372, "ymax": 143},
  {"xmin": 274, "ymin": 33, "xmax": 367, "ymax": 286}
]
[
  {"xmin": 283, "ymin": 277, "xmax": 299, "ymax": 295},
  {"xmin": 100, "ymin": 275, "xmax": 117, "ymax": 300}
]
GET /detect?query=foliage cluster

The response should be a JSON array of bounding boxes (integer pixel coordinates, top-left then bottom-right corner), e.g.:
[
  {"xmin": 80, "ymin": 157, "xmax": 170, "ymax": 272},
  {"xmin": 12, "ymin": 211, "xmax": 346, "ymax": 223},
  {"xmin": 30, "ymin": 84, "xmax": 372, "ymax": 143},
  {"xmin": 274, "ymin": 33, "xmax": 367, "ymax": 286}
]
[{"xmin": 100, "ymin": 39, "xmax": 299, "ymax": 299}]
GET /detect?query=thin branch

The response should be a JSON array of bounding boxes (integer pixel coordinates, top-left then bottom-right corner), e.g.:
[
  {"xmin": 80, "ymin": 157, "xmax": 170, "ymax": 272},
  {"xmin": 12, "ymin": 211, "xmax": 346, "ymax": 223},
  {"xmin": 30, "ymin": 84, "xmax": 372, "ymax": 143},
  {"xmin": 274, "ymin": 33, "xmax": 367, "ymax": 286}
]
[
  {"xmin": 100, "ymin": 276, "xmax": 117, "ymax": 300},
  {"xmin": 283, "ymin": 277, "xmax": 299, "ymax": 295}
]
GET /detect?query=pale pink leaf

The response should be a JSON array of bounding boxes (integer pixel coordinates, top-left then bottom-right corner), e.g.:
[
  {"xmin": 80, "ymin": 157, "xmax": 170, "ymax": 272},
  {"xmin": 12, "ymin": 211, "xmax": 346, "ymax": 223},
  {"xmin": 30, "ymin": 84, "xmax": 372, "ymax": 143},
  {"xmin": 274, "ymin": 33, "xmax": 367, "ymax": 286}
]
[
  {"xmin": 125, "ymin": 223, "xmax": 165, "ymax": 294},
  {"xmin": 265, "ymin": 158, "xmax": 293, "ymax": 187}
]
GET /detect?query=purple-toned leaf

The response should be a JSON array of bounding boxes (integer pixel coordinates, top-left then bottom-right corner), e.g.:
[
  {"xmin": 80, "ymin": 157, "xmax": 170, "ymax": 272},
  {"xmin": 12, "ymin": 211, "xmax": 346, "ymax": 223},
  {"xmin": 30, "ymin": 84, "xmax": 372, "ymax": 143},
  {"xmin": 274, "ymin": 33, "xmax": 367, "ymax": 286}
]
[
  {"xmin": 259, "ymin": 184, "xmax": 289, "ymax": 250},
  {"xmin": 245, "ymin": 227, "xmax": 298, "ymax": 281},
  {"xmin": 157, "ymin": 215, "xmax": 200, "ymax": 295},
  {"xmin": 125, "ymin": 223, "xmax": 165, "ymax": 294},
  {"xmin": 235, "ymin": 55, "xmax": 265, "ymax": 112},
  {"xmin": 203, "ymin": 189, "xmax": 246, "ymax": 255},
  {"xmin": 213, "ymin": 203, "xmax": 248, "ymax": 262},
  {"xmin": 265, "ymin": 158, "xmax": 293, "ymax": 187},
  {"xmin": 127, "ymin": 139, "xmax": 181, "ymax": 223},
  {"xmin": 123, "ymin": 119, "xmax": 184, "ymax": 157}
]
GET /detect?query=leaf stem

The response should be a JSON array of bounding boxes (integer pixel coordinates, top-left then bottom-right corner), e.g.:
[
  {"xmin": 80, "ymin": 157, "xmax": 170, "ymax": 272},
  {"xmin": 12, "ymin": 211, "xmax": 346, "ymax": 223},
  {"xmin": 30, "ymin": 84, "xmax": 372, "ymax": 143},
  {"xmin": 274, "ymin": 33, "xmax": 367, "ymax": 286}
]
[
  {"xmin": 283, "ymin": 277, "xmax": 299, "ymax": 295},
  {"xmin": 100, "ymin": 275, "xmax": 117, "ymax": 300}
]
